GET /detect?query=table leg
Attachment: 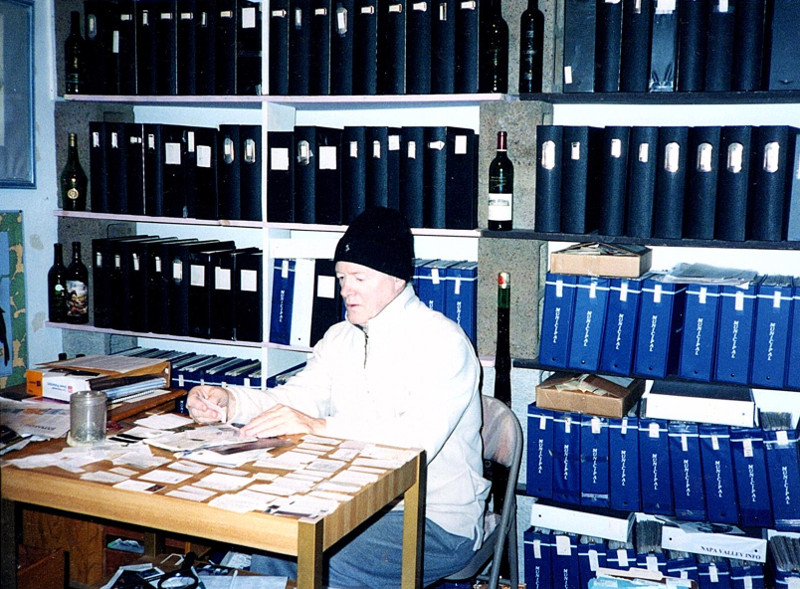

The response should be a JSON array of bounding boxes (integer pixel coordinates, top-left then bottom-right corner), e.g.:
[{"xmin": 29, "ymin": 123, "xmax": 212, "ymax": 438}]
[
  {"xmin": 1, "ymin": 499, "xmax": 18, "ymax": 589},
  {"xmin": 401, "ymin": 451, "xmax": 426, "ymax": 589},
  {"xmin": 297, "ymin": 519, "xmax": 324, "ymax": 589}
]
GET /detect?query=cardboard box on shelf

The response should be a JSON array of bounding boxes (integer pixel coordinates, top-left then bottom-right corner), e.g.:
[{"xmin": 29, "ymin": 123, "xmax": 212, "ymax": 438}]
[
  {"xmin": 535, "ymin": 372, "xmax": 646, "ymax": 418},
  {"xmin": 549, "ymin": 243, "xmax": 652, "ymax": 278}
]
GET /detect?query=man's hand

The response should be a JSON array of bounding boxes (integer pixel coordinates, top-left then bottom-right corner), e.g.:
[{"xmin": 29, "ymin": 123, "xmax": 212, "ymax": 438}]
[
  {"xmin": 239, "ymin": 404, "xmax": 326, "ymax": 438},
  {"xmin": 186, "ymin": 385, "xmax": 234, "ymax": 424}
]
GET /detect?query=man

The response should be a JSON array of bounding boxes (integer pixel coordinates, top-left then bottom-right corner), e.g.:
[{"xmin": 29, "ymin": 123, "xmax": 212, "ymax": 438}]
[{"xmin": 186, "ymin": 207, "xmax": 489, "ymax": 588}]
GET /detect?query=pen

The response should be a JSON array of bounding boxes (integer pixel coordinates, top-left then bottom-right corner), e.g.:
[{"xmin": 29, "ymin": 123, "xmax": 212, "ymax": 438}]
[{"xmin": 228, "ymin": 569, "xmax": 237, "ymax": 589}]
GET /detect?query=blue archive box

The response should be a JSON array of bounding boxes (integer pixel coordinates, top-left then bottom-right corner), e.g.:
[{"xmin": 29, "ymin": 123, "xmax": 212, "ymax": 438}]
[
  {"xmin": 552, "ymin": 412, "xmax": 582, "ymax": 505},
  {"xmin": 730, "ymin": 564, "xmax": 765, "ymax": 589},
  {"xmin": 523, "ymin": 528, "xmax": 554, "ymax": 589},
  {"xmin": 697, "ymin": 560, "xmax": 732, "ymax": 589},
  {"xmin": 668, "ymin": 421, "xmax": 706, "ymax": 521},
  {"xmin": 714, "ymin": 281, "xmax": 758, "ymax": 385},
  {"xmin": 444, "ymin": 260, "xmax": 478, "ymax": 345},
  {"xmin": 633, "ymin": 274, "xmax": 687, "ymax": 378},
  {"xmin": 636, "ymin": 552, "xmax": 667, "ymax": 575},
  {"xmin": 269, "ymin": 258, "xmax": 295, "ymax": 345},
  {"xmin": 729, "ymin": 427, "xmax": 772, "ymax": 527},
  {"xmin": 751, "ymin": 274, "xmax": 794, "ymax": 388},
  {"xmin": 666, "ymin": 557, "xmax": 700, "ymax": 586},
  {"xmin": 764, "ymin": 426, "xmax": 800, "ymax": 531},
  {"xmin": 567, "ymin": 275, "xmax": 611, "ymax": 372},
  {"xmin": 539, "ymin": 273, "xmax": 579, "ymax": 368},
  {"xmin": 606, "ymin": 547, "xmax": 637, "ymax": 572},
  {"xmin": 698, "ymin": 424, "xmax": 739, "ymax": 524},
  {"xmin": 412, "ymin": 258, "xmax": 435, "ymax": 294},
  {"xmin": 580, "ymin": 414, "xmax": 610, "ymax": 507},
  {"xmin": 527, "ymin": 405, "xmax": 555, "ymax": 498},
  {"xmin": 775, "ymin": 569, "xmax": 800, "ymax": 589},
  {"xmin": 600, "ymin": 277, "xmax": 644, "ymax": 376},
  {"xmin": 678, "ymin": 283, "xmax": 722, "ymax": 381},
  {"xmin": 786, "ymin": 276, "xmax": 800, "ymax": 389},
  {"xmin": 551, "ymin": 533, "xmax": 580, "ymax": 589},
  {"xmin": 578, "ymin": 541, "xmax": 607, "ymax": 588},
  {"xmin": 609, "ymin": 416, "xmax": 641, "ymax": 512},
  {"xmin": 416, "ymin": 259, "xmax": 456, "ymax": 313},
  {"xmin": 638, "ymin": 418, "xmax": 674, "ymax": 516}
]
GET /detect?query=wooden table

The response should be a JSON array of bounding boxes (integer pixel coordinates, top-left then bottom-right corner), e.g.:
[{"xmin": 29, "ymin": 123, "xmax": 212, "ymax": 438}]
[{"xmin": 1, "ymin": 433, "xmax": 426, "ymax": 589}]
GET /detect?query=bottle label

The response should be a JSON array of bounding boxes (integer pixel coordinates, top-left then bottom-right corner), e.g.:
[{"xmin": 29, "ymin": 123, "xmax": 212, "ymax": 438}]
[
  {"xmin": 66, "ymin": 280, "xmax": 88, "ymax": 318},
  {"xmin": 488, "ymin": 192, "xmax": 513, "ymax": 221}
]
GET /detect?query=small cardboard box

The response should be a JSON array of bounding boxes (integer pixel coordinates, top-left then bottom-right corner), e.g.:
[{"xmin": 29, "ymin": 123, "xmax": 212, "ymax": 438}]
[
  {"xmin": 549, "ymin": 243, "xmax": 652, "ymax": 278},
  {"xmin": 535, "ymin": 372, "xmax": 645, "ymax": 418},
  {"xmin": 26, "ymin": 354, "xmax": 171, "ymax": 400}
]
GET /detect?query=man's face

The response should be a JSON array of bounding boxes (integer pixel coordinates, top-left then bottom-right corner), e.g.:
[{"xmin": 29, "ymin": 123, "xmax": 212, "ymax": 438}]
[{"xmin": 335, "ymin": 261, "xmax": 406, "ymax": 327}]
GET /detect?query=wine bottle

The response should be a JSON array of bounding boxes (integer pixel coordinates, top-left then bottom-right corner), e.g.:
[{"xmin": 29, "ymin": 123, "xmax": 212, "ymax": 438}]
[
  {"xmin": 519, "ymin": 0, "xmax": 544, "ymax": 93},
  {"xmin": 64, "ymin": 11, "xmax": 86, "ymax": 95},
  {"xmin": 47, "ymin": 243, "xmax": 68, "ymax": 323},
  {"xmin": 487, "ymin": 131, "xmax": 514, "ymax": 231},
  {"xmin": 479, "ymin": 0, "xmax": 509, "ymax": 93},
  {"xmin": 494, "ymin": 271, "xmax": 511, "ymax": 406},
  {"xmin": 61, "ymin": 133, "xmax": 88, "ymax": 211},
  {"xmin": 66, "ymin": 241, "xmax": 89, "ymax": 324}
]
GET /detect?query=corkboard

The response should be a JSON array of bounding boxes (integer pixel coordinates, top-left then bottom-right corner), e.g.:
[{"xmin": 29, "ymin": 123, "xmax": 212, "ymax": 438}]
[{"xmin": 0, "ymin": 210, "xmax": 28, "ymax": 387}]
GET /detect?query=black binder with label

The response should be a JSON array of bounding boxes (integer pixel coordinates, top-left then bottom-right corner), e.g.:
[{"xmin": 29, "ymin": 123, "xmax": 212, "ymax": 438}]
[
  {"xmin": 649, "ymin": 0, "xmax": 678, "ymax": 92},
  {"xmin": 406, "ymin": 0, "xmax": 432, "ymax": 94},
  {"xmin": 310, "ymin": 259, "xmax": 342, "ymax": 346},
  {"xmin": 190, "ymin": 126, "xmax": 219, "ymax": 220},
  {"xmin": 595, "ymin": 0, "xmax": 624, "ymax": 92},
  {"xmin": 599, "ymin": 126, "xmax": 631, "ymax": 236},
  {"xmin": 431, "ymin": 0, "xmax": 456, "ymax": 93},
  {"xmin": 704, "ymin": 0, "xmax": 735, "ymax": 91},
  {"xmin": 156, "ymin": 0, "xmax": 179, "ymax": 95},
  {"xmin": 237, "ymin": 0, "xmax": 263, "ymax": 95},
  {"xmin": 454, "ymin": 0, "xmax": 479, "ymax": 93},
  {"xmin": 766, "ymin": 0, "xmax": 800, "ymax": 90},
  {"xmin": 400, "ymin": 126, "xmax": 426, "ymax": 228},
  {"xmin": 196, "ymin": 0, "xmax": 218, "ymax": 94},
  {"xmin": 210, "ymin": 247, "xmax": 260, "ymax": 340},
  {"xmin": 135, "ymin": 0, "xmax": 159, "ymax": 95},
  {"xmin": 116, "ymin": 0, "xmax": 138, "ymax": 95},
  {"xmin": 653, "ymin": 125, "xmax": 689, "ymax": 238},
  {"xmin": 269, "ymin": 0, "xmax": 291, "ymax": 94},
  {"xmin": 683, "ymin": 126, "xmax": 721, "ymax": 239},
  {"xmin": 144, "ymin": 124, "xmax": 165, "ymax": 216},
  {"xmin": 89, "ymin": 122, "xmax": 109, "ymax": 213},
  {"xmin": 129, "ymin": 237, "xmax": 181, "ymax": 333},
  {"xmin": 365, "ymin": 127, "xmax": 401, "ymax": 210},
  {"xmin": 125, "ymin": 122, "xmax": 146, "ymax": 216},
  {"xmin": 84, "ymin": 0, "xmax": 116, "ymax": 94},
  {"xmin": 626, "ymin": 125, "xmax": 659, "ymax": 238},
  {"xmin": 423, "ymin": 126, "xmax": 477, "ymax": 230},
  {"xmin": 240, "ymin": 124, "xmax": 263, "ymax": 222},
  {"xmin": 534, "ymin": 125, "xmax": 563, "ymax": 233},
  {"xmin": 290, "ymin": 0, "xmax": 313, "ymax": 95},
  {"xmin": 676, "ymin": 0, "xmax": 707, "ymax": 92},
  {"xmin": 188, "ymin": 245, "xmax": 239, "ymax": 339},
  {"xmin": 731, "ymin": 0, "xmax": 765, "ymax": 91},
  {"xmin": 715, "ymin": 125, "xmax": 752, "ymax": 241},
  {"xmin": 215, "ymin": 0, "xmax": 238, "ymax": 94},
  {"xmin": 106, "ymin": 122, "xmax": 130, "ymax": 215},
  {"xmin": 177, "ymin": 0, "xmax": 198, "ymax": 95},
  {"xmin": 160, "ymin": 124, "xmax": 189, "ymax": 218},
  {"xmin": 310, "ymin": 0, "xmax": 333, "ymax": 94},
  {"xmin": 341, "ymin": 126, "xmax": 368, "ymax": 224},
  {"xmin": 109, "ymin": 235, "xmax": 161, "ymax": 331},
  {"xmin": 217, "ymin": 124, "xmax": 243, "ymax": 220},
  {"xmin": 293, "ymin": 126, "xmax": 318, "ymax": 223},
  {"xmin": 314, "ymin": 127, "xmax": 343, "ymax": 225},
  {"xmin": 353, "ymin": 0, "xmax": 379, "ymax": 94},
  {"xmin": 378, "ymin": 0, "xmax": 407, "ymax": 94},
  {"xmin": 620, "ymin": 0, "xmax": 653, "ymax": 92},
  {"xmin": 330, "ymin": 0, "xmax": 356, "ymax": 95},
  {"xmin": 93, "ymin": 236, "xmax": 148, "ymax": 329},
  {"xmin": 561, "ymin": 126, "xmax": 601, "ymax": 234},
  {"xmin": 562, "ymin": 0, "xmax": 596, "ymax": 93},
  {"xmin": 146, "ymin": 238, "xmax": 198, "ymax": 334},
  {"xmin": 267, "ymin": 130, "xmax": 295, "ymax": 223},
  {"xmin": 234, "ymin": 249, "xmax": 264, "ymax": 342}
]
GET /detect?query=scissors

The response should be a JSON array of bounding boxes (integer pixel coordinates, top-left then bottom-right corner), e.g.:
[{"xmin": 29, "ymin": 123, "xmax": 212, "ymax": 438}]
[{"xmin": 157, "ymin": 552, "xmax": 202, "ymax": 589}]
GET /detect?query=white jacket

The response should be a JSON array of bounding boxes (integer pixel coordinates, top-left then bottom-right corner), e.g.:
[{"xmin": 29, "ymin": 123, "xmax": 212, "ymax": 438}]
[{"xmin": 225, "ymin": 284, "xmax": 490, "ymax": 547}]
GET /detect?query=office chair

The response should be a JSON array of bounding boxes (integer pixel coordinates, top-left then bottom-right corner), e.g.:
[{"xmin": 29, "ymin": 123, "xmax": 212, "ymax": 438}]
[{"xmin": 443, "ymin": 395, "xmax": 523, "ymax": 589}]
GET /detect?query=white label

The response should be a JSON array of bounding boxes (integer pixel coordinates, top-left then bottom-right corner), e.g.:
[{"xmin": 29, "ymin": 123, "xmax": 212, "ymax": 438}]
[
  {"xmin": 564, "ymin": 65, "xmax": 573, "ymax": 85},
  {"xmin": 190, "ymin": 264, "xmax": 205, "ymax": 287},
  {"xmin": 319, "ymin": 145, "xmax": 338, "ymax": 170},
  {"xmin": 360, "ymin": 6, "xmax": 375, "ymax": 14},
  {"xmin": 281, "ymin": 259, "xmax": 290, "ymax": 278},
  {"xmin": 488, "ymin": 193, "xmax": 512, "ymax": 222},
  {"xmin": 240, "ymin": 269, "xmax": 258, "ymax": 292},
  {"xmin": 412, "ymin": 2, "xmax": 428, "ymax": 11},
  {"xmin": 132, "ymin": 253, "xmax": 140, "ymax": 272},
  {"xmin": 407, "ymin": 141, "xmax": 417, "ymax": 159},
  {"xmin": 649, "ymin": 422, "xmax": 660, "ymax": 438},
  {"xmin": 155, "ymin": 256, "xmax": 162, "ymax": 273},
  {"xmin": 173, "ymin": 260, "xmax": 183, "ymax": 281},
  {"xmin": 455, "ymin": 135, "xmax": 468, "ymax": 154},
  {"xmin": 388, "ymin": 134, "xmax": 401, "ymax": 151},
  {"xmin": 336, "ymin": 7, "xmax": 348, "ymax": 33},
  {"xmin": 428, "ymin": 140, "xmax": 445, "ymax": 151},
  {"xmin": 638, "ymin": 142, "xmax": 650, "ymax": 163},
  {"xmin": 165, "ymin": 142, "xmax": 182, "ymax": 166},
  {"xmin": 570, "ymin": 141, "xmax": 581, "ymax": 160},
  {"xmin": 664, "ymin": 142, "xmax": 680, "ymax": 173},
  {"xmin": 727, "ymin": 142, "xmax": 744, "ymax": 173},
  {"xmin": 763, "ymin": 142, "xmax": 780, "ymax": 173},
  {"xmin": 197, "ymin": 145, "xmax": 212, "ymax": 168},
  {"xmin": 349, "ymin": 140, "xmax": 359, "ymax": 158},
  {"xmin": 112, "ymin": 30, "xmax": 120, "ymax": 53},
  {"xmin": 187, "ymin": 131, "xmax": 196, "ymax": 153},
  {"xmin": 541, "ymin": 140, "xmax": 556, "ymax": 170},
  {"xmin": 315, "ymin": 7, "xmax": 328, "ymax": 16},
  {"xmin": 271, "ymin": 147, "xmax": 290, "ymax": 170},
  {"xmin": 697, "ymin": 143, "xmax": 713, "ymax": 172},
  {"xmin": 372, "ymin": 140, "xmax": 381, "ymax": 158},
  {"xmin": 555, "ymin": 535, "xmax": 571, "ymax": 556},
  {"xmin": 215, "ymin": 267, "xmax": 232, "ymax": 291},
  {"xmin": 317, "ymin": 275, "xmax": 336, "ymax": 298},
  {"xmin": 389, "ymin": 3, "xmax": 403, "ymax": 13},
  {"xmin": 610, "ymin": 138, "xmax": 622, "ymax": 158}
]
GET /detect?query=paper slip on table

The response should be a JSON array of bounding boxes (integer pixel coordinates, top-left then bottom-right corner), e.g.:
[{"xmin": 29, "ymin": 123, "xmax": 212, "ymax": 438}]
[{"xmin": 0, "ymin": 432, "xmax": 426, "ymax": 589}]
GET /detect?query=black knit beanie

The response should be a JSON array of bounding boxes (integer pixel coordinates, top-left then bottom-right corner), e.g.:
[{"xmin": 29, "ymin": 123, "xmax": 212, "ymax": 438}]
[{"xmin": 334, "ymin": 207, "xmax": 415, "ymax": 282}]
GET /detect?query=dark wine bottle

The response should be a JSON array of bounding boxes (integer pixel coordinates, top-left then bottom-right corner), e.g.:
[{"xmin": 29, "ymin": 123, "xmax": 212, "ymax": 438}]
[
  {"xmin": 487, "ymin": 131, "xmax": 514, "ymax": 231},
  {"xmin": 479, "ymin": 0, "xmax": 509, "ymax": 93},
  {"xmin": 64, "ymin": 11, "xmax": 86, "ymax": 95},
  {"xmin": 519, "ymin": 0, "xmax": 544, "ymax": 93},
  {"xmin": 61, "ymin": 133, "xmax": 88, "ymax": 211},
  {"xmin": 66, "ymin": 241, "xmax": 89, "ymax": 324},
  {"xmin": 494, "ymin": 271, "xmax": 511, "ymax": 406},
  {"xmin": 47, "ymin": 243, "xmax": 68, "ymax": 323}
]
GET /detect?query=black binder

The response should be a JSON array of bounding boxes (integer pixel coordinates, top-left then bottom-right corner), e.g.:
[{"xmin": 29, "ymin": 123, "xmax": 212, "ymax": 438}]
[
  {"xmin": 210, "ymin": 247, "xmax": 260, "ymax": 340},
  {"xmin": 431, "ymin": 0, "xmax": 456, "ymax": 93},
  {"xmin": 146, "ymin": 237, "xmax": 198, "ymax": 334},
  {"xmin": 454, "ymin": 0, "xmax": 479, "ymax": 93},
  {"xmin": 314, "ymin": 127, "xmax": 343, "ymax": 225},
  {"xmin": 715, "ymin": 125, "xmax": 752, "ymax": 241},
  {"xmin": 240, "ymin": 124, "xmax": 263, "ymax": 222},
  {"xmin": 116, "ymin": 0, "xmax": 138, "ymax": 95},
  {"xmin": 353, "ymin": 0, "xmax": 379, "ymax": 94},
  {"xmin": 160, "ymin": 124, "xmax": 189, "ymax": 218},
  {"xmin": 406, "ymin": 0, "xmax": 432, "ymax": 94},
  {"xmin": 562, "ymin": 0, "xmax": 596, "ymax": 93},
  {"xmin": 378, "ymin": 0, "xmax": 407, "ymax": 94},
  {"xmin": 129, "ymin": 237, "xmax": 181, "ymax": 333},
  {"xmin": 195, "ymin": 0, "xmax": 218, "ymax": 94},
  {"xmin": 595, "ymin": 0, "xmax": 624, "ymax": 92},
  {"xmin": 190, "ymin": 126, "xmax": 219, "ymax": 220},
  {"xmin": 731, "ymin": 0, "xmax": 765, "ymax": 91},
  {"xmin": 237, "ymin": 0, "xmax": 262, "ymax": 95},
  {"xmin": 233, "ymin": 249, "xmax": 264, "ymax": 342},
  {"xmin": 135, "ymin": 0, "xmax": 159, "ymax": 95},
  {"xmin": 293, "ymin": 126, "xmax": 318, "ymax": 223},
  {"xmin": 109, "ymin": 235, "xmax": 161, "ymax": 331},
  {"xmin": 310, "ymin": 0, "xmax": 332, "ymax": 95},
  {"xmin": 215, "ymin": 0, "xmax": 237, "ymax": 94},
  {"xmin": 144, "ymin": 125, "xmax": 165, "ymax": 216},
  {"xmin": 156, "ymin": 0, "xmax": 179, "ymax": 95},
  {"xmin": 649, "ymin": 0, "xmax": 678, "ymax": 92},
  {"xmin": 289, "ymin": 0, "xmax": 313, "ymax": 95},
  {"xmin": 399, "ymin": 126, "xmax": 426, "ymax": 228},
  {"xmin": 106, "ymin": 122, "xmax": 130, "ymax": 215},
  {"xmin": 341, "ymin": 126, "xmax": 368, "ymax": 224},
  {"xmin": 652, "ymin": 126, "xmax": 689, "ymax": 238},
  {"xmin": 365, "ymin": 127, "xmax": 401, "ymax": 210},
  {"xmin": 534, "ymin": 125, "xmax": 563, "ymax": 233},
  {"xmin": 766, "ymin": 0, "xmax": 800, "ymax": 90},
  {"xmin": 561, "ymin": 126, "xmax": 601, "ymax": 234},
  {"xmin": 188, "ymin": 245, "xmax": 239, "ymax": 339},
  {"xmin": 310, "ymin": 259, "xmax": 342, "ymax": 346},
  {"xmin": 267, "ymin": 131, "xmax": 295, "ymax": 223},
  {"xmin": 620, "ymin": 0, "xmax": 653, "ymax": 92},
  {"xmin": 217, "ymin": 124, "xmax": 242, "ymax": 220},
  {"xmin": 748, "ymin": 125, "xmax": 798, "ymax": 241},
  {"xmin": 269, "ymin": 0, "xmax": 291, "ymax": 94},
  {"xmin": 330, "ymin": 0, "xmax": 356, "ymax": 95},
  {"xmin": 84, "ymin": 1, "xmax": 116, "ymax": 94},
  {"xmin": 92, "ymin": 235, "xmax": 146, "ymax": 328},
  {"xmin": 676, "ymin": 0, "xmax": 708, "ymax": 92},
  {"xmin": 89, "ymin": 122, "xmax": 109, "ymax": 213},
  {"xmin": 125, "ymin": 122, "xmax": 146, "ymax": 215},
  {"xmin": 177, "ymin": 0, "xmax": 198, "ymax": 95},
  {"xmin": 423, "ymin": 126, "xmax": 477, "ymax": 229},
  {"xmin": 598, "ymin": 126, "xmax": 631, "ymax": 236},
  {"xmin": 683, "ymin": 126, "xmax": 721, "ymax": 239},
  {"xmin": 704, "ymin": 0, "xmax": 735, "ymax": 92},
  {"xmin": 626, "ymin": 125, "xmax": 659, "ymax": 238}
]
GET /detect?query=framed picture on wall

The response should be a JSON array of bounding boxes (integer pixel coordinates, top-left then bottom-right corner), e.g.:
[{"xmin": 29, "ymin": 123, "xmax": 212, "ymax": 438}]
[
  {"xmin": 0, "ymin": 211, "xmax": 27, "ymax": 387},
  {"xmin": 0, "ymin": 0, "xmax": 35, "ymax": 188}
]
